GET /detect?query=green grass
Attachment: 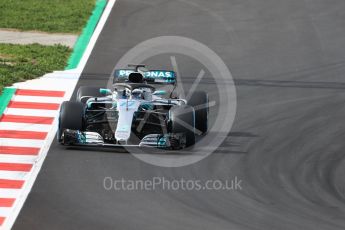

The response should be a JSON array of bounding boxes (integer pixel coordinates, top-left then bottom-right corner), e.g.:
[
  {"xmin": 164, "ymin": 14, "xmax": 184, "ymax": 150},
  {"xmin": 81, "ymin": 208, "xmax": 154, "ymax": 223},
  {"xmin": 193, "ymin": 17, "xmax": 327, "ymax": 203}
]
[
  {"xmin": 0, "ymin": 43, "xmax": 71, "ymax": 92},
  {"xmin": 0, "ymin": 0, "xmax": 96, "ymax": 33}
]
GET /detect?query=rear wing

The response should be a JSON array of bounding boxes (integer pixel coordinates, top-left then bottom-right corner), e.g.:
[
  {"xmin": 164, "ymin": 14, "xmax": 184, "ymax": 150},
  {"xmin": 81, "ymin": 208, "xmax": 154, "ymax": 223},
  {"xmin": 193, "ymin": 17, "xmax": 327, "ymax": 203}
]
[{"xmin": 114, "ymin": 69, "xmax": 176, "ymax": 84}]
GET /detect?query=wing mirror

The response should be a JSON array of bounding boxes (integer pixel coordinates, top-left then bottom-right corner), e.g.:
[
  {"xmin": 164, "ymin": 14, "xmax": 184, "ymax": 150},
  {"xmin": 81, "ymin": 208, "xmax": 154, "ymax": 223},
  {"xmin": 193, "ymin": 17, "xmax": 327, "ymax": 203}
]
[
  {"xmin": 152, "ymin": 90, "xmax": 166, "ymax": 96},
  {"xmin": 100, "ymin": 88, "xmax": 112, "ymax": 96}
]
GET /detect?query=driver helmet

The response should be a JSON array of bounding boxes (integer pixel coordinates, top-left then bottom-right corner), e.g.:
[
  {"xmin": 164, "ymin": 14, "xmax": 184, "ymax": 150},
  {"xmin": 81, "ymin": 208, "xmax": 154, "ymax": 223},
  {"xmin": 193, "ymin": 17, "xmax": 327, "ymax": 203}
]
[{"xmin": 132, "ymin": 89, "xmax": 143, "ymax": 99}]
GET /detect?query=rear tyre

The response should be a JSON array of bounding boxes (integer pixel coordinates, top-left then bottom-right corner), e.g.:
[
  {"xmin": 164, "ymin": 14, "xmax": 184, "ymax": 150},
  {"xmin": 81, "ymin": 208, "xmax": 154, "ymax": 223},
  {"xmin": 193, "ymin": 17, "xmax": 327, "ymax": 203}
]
[
  {"xmin": 76, "ymin": 86, "xmax": 103, "ymax": 104},
  {"xmin": 188, "ymin": 91, "xmax": 209, "ymax": 135},
  {"xmin": 57, "ymin": 101, "xmax": 85, "ymax": 143},
  {"xmin": 169, "ymin": 105, "xmax": 196, "ymax": 147}
]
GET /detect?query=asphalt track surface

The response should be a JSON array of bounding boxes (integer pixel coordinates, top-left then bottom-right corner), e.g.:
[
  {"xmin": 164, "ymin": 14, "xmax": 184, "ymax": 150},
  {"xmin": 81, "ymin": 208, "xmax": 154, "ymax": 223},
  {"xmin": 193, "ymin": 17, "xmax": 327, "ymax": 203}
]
[{"xmin": 13, "ymin": 0, "xmax": 345, "ymax": 229}]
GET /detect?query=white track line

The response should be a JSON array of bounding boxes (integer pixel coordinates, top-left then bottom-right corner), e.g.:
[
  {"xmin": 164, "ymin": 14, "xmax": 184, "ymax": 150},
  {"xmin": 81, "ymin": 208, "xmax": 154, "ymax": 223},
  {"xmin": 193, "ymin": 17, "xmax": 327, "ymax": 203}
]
[
  {"xmin": 0, "ymin": 172, "xmax": 29, "ymax": 181},
  {"xmin": 0, "ymin": 190, "xmax": 21, "ymax": 199},
  {"xmin": 0, "ymin": 155, "xmax": 37, "ymax": 164},
  {"xmin": 11, "ymin": 95, "xmax": 64, "ymax": 103},
  {"xmin": 13, "ymin": 78, "xmax": 77, "ymax": 91},
  {"xmin": 4, "ymin": 108, "xmax": 59, "ymax": 117},
  {"xmin": 0, "ymin": 123, "xmax": 52, "ymax": 132},
  {"xmin": 76, "ymin": 0, "xmax": 117, "ymax": 72},
  {"xmin": 0, "ymin": 156, "xmax": 36, "ymax": 164},
  {"xmin": 0, "ymin": 139, "xmax": 44, "ymax": 148},
  {"xmin": 0, "ymin": 209, "xmax": 13, "ymax": 218}
]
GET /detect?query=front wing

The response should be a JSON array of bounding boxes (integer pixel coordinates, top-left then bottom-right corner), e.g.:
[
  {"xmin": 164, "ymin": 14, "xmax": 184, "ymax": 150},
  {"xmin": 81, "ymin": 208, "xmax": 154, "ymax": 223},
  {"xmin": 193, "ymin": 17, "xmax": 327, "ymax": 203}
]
[{"xmin": 60, "ymin": 129, "xmax": 186, "ymax": 150}]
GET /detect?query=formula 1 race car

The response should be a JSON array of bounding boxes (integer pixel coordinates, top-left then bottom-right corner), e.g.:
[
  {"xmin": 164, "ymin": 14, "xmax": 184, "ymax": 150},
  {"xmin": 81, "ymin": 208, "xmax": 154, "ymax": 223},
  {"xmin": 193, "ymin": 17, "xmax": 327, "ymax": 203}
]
[{"xmin": 57, "ymin": 64, "xmax": 209, "ymax": 149}]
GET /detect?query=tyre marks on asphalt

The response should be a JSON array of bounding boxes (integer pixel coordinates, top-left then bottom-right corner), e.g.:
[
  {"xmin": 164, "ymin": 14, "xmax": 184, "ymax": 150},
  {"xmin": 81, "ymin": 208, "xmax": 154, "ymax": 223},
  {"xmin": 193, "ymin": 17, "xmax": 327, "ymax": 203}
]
[{"xmin": 0, "ymin": 89, "xmax": 65, "ymax": 228}]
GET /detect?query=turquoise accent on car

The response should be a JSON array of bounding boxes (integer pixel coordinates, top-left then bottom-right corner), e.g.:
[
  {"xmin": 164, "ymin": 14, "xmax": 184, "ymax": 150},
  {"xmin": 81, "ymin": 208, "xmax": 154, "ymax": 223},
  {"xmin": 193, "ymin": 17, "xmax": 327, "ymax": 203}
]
[
  {"xmin": 100, "ymin": 88, "xmax": 112, "ymax": 95},
  {"xmin": 77, "ymin": 131, "xmax": 87, "ymax": 144},
  {"xmin": 152, "ymin": 90, "xmax": 166, "ymax": 96},
  {"xmin": 140, "ymin": 103, "xmax": 154, "ymax": 110},
  {"xmin": 158, "ymin": 136, "xmax": 167, "ymax": 147}
]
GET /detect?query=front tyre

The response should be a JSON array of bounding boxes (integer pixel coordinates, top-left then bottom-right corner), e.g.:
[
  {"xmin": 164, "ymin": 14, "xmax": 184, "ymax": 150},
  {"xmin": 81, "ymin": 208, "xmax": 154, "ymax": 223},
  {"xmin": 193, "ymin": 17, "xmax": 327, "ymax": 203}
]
[
  {"xmin": 169, "ymin": 105, "xmax": 196, "ymax": 147},
  {"xmin": 57, "ymin": 101, "xmax": 85, "ymax": 143},
  {"xmin": 188, "ymin": 91, "xmax": 209, "ymax": 135}
]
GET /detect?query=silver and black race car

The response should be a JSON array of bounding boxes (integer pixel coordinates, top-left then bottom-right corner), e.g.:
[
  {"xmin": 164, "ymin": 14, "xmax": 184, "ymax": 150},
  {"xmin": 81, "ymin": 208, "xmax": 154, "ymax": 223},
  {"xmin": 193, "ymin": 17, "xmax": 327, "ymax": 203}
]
[{"xmin": 57, "ymin": 65, "xmax": 209, "ymax": 149}]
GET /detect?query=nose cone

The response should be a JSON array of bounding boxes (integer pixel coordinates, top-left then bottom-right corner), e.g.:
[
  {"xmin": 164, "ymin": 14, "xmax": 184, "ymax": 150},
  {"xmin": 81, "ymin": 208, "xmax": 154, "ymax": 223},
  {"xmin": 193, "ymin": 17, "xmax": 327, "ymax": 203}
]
[{"xmin": 115, "ymin": 99, "xmax": 140, "ymax": 142}]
